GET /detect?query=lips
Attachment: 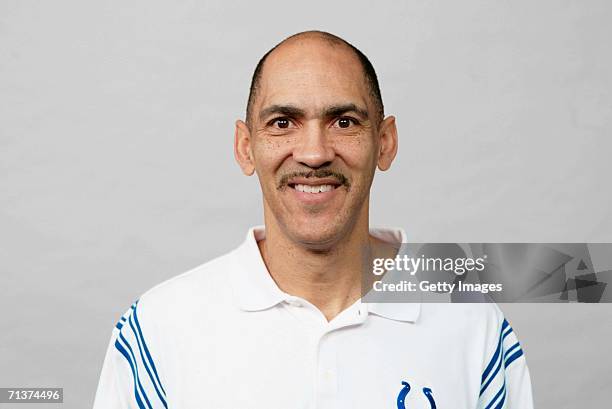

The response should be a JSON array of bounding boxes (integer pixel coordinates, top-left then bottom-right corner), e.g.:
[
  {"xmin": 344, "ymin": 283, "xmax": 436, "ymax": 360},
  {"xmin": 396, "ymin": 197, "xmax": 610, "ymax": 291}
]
[
  {"xmin": 286, "ymin": 176, "xmax": 343, "ymax": 194},
  {"xmin": 292, "ymin": 184, "xmax": 335, "ymax": 193},
  {"xmin": 277, "ymin": 169, "xmax": 350, "ymax": 192},
  {"xmin": 280, "ymin": 176, "xmax": 344, "ymax": 206}
]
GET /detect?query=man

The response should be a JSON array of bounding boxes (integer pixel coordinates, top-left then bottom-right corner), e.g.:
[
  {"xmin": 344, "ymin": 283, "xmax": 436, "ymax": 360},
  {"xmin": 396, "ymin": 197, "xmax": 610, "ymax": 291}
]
[{"xmin": 93, "ymin": 31, "xmax": 533, "ymax": 408}]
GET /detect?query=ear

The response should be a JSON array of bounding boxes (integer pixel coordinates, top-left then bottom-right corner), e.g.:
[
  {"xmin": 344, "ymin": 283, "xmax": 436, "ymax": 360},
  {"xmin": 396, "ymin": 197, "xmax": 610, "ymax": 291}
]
[
  {"xmin": 234, "ymin": 120, "xmax": 255, "ymax": 176},
  {"xmin": 377, "ymin": 115, "xmax": 398, "ymax": 171}
]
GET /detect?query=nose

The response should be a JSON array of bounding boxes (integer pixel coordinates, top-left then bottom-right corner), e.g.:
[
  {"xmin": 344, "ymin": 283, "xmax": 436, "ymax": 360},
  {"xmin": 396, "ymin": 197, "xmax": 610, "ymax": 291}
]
[{"xmin": 292, "ymin": 123, "xmax": 336, "ymax": 168}]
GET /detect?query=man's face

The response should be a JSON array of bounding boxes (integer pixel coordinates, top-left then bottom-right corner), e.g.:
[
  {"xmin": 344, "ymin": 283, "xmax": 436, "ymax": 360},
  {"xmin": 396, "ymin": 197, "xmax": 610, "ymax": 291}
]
[{"xmin": 237, "ymin": 38, "xmax": 394, "ymax": 248}]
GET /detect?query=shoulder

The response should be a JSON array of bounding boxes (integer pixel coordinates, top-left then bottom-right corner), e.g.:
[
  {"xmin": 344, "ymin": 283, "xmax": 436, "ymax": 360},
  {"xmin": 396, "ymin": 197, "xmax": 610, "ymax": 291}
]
[
  {"xmin": 101, "ymin": 249, "xmax": 244, "ymax": 409},
  {"xmin": 420, "ymin": 302, "xmax": 504, "ymax": 333},
  {"xmin": 417, "ymin": 302, "xmax": 510, "ymax": 362},
  {"xmin": 131, "ymin": 248, "xmax": 243, "ymax": 325}
]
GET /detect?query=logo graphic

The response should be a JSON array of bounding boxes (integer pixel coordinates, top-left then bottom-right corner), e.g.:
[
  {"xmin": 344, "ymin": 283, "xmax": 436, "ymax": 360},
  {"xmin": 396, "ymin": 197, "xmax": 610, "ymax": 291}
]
[
  {"xmin": 423, "ymin": 387, "xmax": 436, "ymax": 409},
  {"xmin": 396, "ymin": 381, "xmax": 436, "ymax": 409},
  {"xmin": 396, "ymin": 381, "xmax": 411, "ymax": 409}
]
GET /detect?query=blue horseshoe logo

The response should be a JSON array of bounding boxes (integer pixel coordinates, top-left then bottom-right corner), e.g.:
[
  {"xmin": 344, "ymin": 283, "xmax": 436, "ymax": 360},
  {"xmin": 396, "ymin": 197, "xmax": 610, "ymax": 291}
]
[
  {"xmin": 396, "ymin": 381, "xmax": 411, "ymax": 409},
  {"xmin": 423, "ymin": 387, "xmax": 437, "ymax": 409},
  {"xmin": 396, "ymin": 381, "xmax": 437, "ymax": 409}
]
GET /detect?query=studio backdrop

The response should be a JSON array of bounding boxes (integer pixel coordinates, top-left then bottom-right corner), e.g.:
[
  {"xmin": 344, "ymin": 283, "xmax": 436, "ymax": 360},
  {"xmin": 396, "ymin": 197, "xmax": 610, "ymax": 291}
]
[{"xmin": 1, "ymin": 1, "xmax": 611, "ymax": 408}]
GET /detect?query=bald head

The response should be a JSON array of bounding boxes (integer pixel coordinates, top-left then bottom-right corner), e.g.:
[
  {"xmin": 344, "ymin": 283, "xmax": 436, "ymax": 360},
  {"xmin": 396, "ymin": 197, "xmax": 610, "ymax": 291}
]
[{"xmin": 245, "ymin": 31, "xmax": 384, "ymax": 127}]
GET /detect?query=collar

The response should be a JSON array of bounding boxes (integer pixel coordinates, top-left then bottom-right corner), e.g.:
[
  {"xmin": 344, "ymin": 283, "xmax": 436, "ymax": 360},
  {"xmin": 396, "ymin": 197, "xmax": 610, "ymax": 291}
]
[{"xmin": 230, "ymin": 225, "xmax": 421, "ymax": 323}]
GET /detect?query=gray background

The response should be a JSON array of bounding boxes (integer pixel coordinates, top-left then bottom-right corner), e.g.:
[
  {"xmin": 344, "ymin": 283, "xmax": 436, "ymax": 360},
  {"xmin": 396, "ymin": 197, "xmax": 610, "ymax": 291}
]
[{"xmin": 1, "ymin": 0, "xmax": 611, "ymax": 407}]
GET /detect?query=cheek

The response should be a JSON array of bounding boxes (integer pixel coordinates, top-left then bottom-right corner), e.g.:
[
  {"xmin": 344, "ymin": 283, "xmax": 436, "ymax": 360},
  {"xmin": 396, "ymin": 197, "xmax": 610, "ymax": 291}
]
[
  {"xmin": 332, "ymin": 136, "xmax": 378, "ymax": 173},
  {"xmin": 252, "ymin": 137, "xmax": 296, "ymax": 176}
]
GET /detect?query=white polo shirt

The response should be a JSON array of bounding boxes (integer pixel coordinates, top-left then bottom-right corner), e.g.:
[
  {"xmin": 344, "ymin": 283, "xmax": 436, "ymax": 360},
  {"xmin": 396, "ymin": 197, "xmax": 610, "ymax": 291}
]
[{"xmin": 93, "ymin": 226, "xmax": 534, "ymax": 409}]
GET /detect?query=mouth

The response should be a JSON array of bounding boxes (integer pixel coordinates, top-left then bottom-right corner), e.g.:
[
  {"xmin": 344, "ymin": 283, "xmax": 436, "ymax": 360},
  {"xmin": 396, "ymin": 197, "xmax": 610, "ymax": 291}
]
[
  {"xmin": 279, "ymin": 170, "xmax": 349, "ymax": 191},
  {"xmin": 286, "ymin": 175, "xmax": 343, "ymax": 192},
  {"xmin": 288, "ymin": 182, "xmax": 340, "ymax": 194},
  {"xmin": 284, "ymin": 177, "xmax": 344, "ymax": 205}
]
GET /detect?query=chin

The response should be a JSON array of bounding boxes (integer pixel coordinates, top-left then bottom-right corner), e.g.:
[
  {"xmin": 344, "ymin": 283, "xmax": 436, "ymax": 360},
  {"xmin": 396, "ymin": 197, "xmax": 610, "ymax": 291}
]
[{"xmin": 282, "ymin": 212, "xmax": 350, "ymax": 250}]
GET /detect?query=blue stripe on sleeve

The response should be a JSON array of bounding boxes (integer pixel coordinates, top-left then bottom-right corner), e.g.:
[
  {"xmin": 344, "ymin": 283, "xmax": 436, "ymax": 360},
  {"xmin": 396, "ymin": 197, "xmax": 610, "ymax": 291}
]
[
  {"xmin": 505, "ymin": 348, "xmax": 524, "ymax": 369},
  {"xmin": 505, "ymin": 342, "xmax": 520, "ymax": 357},
  {"xmin": 480, "ymin": 348, "xmax": 503, "ymax": 395},
  {"xmin": 133, "ymin": 302, "xmax": 167, "ymax": 396},
  {"xmin": 480, "ymin": 318, "xmax": 526, "ymax": 408},
  {"xmin": 481, "ymin": 319, "xmax": 513, "ymax": 392},
  {"xmin": 114, "ymin": 339, "xmax": 147, "ymax": 409},
  {"xmin": 502, "ymin": 326, "xmax": 512, "ymax": 341},
  {"xmin": 481, "ymin": 326, "xmax": 504, "ymax": 384},
  {"xmin": 118, "ymin": 332, "xmax": 153, "ymax": 409},
  {"xmin": 113, "ymin": 300, "xmax": 167, "ymax": 408},
  {"xmin": 128, "ymin": 314, "xmax": 168, "ymax": 408},
  {"xmin": 493, "ymin": 386, "xmax": 506, "ymax": 409},
  {"xmin": 484, "ymin": 380, "xmax": 505, "ymax": 409},
  {"xmin": 484, "ymin": 337, "xmax": 509, "ymax": 409}
]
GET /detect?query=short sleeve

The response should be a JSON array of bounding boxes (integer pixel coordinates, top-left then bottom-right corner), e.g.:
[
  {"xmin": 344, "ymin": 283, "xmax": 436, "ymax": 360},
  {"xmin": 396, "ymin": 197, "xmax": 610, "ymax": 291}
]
[
  {"xmin": 92, "ymin": 301, "xmax": 168, "ymax": 409},
  {"xmin": 476, "ymin": 312, "xmax": 534, "ymax": 409}
]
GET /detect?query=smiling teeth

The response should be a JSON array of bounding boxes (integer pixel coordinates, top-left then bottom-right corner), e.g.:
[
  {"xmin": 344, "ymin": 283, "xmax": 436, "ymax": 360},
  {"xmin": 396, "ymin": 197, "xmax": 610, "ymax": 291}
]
[{"xmin": 294, "ymin": 184, "xmax": 334, "ymax": 193}]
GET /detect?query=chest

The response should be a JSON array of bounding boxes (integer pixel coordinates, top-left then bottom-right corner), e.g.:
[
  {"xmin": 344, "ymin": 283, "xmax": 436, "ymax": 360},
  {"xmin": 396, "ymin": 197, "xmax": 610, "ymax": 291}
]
[{"xmin": 161, "ymin": 314, "xmax": 483, "ymax": 409}]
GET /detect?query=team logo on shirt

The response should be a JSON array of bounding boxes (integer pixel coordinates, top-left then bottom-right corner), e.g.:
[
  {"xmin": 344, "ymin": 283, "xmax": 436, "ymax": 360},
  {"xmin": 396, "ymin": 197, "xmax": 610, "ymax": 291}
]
[{"xmin": 397, "ymin": 381, "xmax": 436, "ymax": 409}]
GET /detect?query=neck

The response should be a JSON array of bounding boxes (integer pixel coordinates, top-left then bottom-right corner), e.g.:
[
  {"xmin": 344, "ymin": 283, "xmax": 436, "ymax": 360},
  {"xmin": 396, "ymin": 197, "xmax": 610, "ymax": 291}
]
[{"xmin": 258, "ymin": 207, "xmax": 397, "ymax": 321}]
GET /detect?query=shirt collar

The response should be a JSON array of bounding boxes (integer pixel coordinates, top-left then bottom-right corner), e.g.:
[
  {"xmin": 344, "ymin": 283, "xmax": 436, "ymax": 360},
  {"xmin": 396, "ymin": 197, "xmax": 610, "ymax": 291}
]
[
  {"xmin": 230, "ymin": 225, "xmax": 421, "ymax": 323},
  {"xmin": 230, "ymin": 226, "xmax": 286, "ymax": 312}
]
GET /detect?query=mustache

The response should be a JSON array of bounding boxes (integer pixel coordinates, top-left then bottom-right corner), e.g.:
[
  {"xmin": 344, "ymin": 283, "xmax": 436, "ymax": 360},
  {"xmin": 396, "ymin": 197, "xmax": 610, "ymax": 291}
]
[{"xmin": 277, "ymin": 169, "xmax": 351, "ymax": 190}]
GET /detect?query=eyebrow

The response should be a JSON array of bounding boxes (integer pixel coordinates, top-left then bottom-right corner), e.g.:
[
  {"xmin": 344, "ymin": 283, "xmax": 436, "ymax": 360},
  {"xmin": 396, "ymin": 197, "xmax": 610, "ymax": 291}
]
[
  {"xmin": 258, "ymin": 103, "xmax": 369, "ymax": 123},
  {"xmin": 259, "ymin": 105, "xmax": 305, "ymax": 122},
  {"xmin": 323, "ymin": 103, "xmax": 369, "ymax": 121}
]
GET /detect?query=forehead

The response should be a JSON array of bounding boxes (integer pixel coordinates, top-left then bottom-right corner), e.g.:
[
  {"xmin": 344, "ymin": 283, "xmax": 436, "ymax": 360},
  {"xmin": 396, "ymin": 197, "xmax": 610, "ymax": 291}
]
[{"xmin": 255, "ymin": 39, "xmax": 371, "ymax": 114}]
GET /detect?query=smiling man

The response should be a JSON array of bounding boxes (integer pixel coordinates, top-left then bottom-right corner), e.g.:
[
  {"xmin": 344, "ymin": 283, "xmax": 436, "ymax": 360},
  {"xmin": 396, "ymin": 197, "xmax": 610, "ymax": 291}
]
[
  {"xmin": 233, "ymin": 31, "xmax": 398, "ymax": 321},
  {"xmin": 93, "ymin": 31, "xmax": 534, "ymax": 409}
]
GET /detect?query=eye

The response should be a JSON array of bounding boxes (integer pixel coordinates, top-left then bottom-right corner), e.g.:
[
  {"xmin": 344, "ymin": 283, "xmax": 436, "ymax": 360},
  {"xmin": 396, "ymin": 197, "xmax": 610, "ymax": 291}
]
[
  {"xmin": 333, "ymin": 117, "xmax": 358, "ymax": 129},
  {"xmin": 269, "ymin": 117, "xmax": 292, "ymax": 129},
  {"xmin": 276, "ymin": 118, "xmax": 290, "ymax": 128}
]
